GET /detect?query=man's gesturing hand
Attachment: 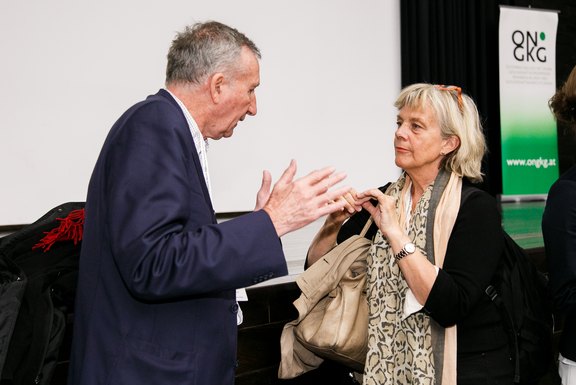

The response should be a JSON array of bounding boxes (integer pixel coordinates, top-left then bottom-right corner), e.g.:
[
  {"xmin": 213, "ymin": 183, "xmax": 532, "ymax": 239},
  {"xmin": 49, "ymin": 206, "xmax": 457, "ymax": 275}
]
[
  {"xmin": 254, "ymin": 170, "xmax": 272, "ymax": 211},
  {"xmin": 263, "ymin": 160, "xmax": 349, "ymax": 237}
]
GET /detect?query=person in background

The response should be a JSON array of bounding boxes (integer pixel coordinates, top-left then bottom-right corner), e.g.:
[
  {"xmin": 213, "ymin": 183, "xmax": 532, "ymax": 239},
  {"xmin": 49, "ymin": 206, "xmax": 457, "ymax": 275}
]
[
  {"xmin": 543, "ymin": 64, "xmax": 576, "ymax": 385},
  {"xmin": 68, "ymin": 21, "xmax": 349, "ymax": 385},
  {"xmin": 308, "ymin": 83, "xmax": 514, "ymax": 384}
]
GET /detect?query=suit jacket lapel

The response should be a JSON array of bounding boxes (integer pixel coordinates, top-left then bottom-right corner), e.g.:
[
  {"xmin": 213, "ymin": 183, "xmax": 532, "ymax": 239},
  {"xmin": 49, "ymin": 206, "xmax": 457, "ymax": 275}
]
[{"xmin": 156, "ymin": 89, "xmax": 216, "ymax": 220}]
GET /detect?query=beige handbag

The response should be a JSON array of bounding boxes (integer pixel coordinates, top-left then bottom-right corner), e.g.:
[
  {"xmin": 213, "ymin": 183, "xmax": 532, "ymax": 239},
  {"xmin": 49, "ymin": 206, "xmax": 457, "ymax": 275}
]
[{"xmin": 278, "ymin": 219, "xmax": 372, "ymax": 378}]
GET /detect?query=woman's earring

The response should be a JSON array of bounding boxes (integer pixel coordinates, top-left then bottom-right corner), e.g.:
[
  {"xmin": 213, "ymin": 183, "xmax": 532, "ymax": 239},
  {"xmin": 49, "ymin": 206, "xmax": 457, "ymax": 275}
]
[{"xmin": 440, "ymin": 152, "xmax": 446, "ymax": 156}]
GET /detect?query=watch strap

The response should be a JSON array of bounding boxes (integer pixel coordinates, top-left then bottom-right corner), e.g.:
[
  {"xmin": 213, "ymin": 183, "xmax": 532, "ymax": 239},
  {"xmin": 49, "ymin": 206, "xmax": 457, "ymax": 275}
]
[{"xmin": 394, "ymin": 242, "xmax": 415, "ymax": 261}]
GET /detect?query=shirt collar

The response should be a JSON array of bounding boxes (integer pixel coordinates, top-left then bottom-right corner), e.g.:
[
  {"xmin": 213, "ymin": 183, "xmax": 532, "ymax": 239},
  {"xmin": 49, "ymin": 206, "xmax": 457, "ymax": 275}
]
[{"xmin": 164, "ymin": 88, "xmax": 212, "ymax": 196}]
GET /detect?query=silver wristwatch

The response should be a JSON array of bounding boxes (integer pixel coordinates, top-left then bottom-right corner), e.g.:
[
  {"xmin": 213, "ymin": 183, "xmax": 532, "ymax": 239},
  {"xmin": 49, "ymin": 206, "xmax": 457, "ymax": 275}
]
[{"xmin": 394, "ymin": 242, "xmax": 416, "ymax": 261}]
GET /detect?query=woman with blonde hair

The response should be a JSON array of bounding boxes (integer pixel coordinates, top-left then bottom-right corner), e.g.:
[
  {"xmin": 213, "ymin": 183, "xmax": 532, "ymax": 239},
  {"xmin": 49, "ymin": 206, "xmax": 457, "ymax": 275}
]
[{"xmin": 308, "ymin": 83, "xmax": 513, "ymax": 384}]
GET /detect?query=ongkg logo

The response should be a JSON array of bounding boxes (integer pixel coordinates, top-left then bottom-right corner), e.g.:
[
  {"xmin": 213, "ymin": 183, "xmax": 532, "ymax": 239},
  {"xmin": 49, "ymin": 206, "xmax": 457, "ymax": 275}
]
[{"xmin": 512, "ymin": 30, "xmax": 547, "ymax": 62}]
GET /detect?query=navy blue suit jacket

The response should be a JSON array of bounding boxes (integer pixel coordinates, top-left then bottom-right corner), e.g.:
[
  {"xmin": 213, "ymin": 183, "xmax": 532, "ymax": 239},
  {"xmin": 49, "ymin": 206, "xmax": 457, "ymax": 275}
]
[{"xmin": 68, "ymin": 89, "xmax": 288, "ymax": 384}]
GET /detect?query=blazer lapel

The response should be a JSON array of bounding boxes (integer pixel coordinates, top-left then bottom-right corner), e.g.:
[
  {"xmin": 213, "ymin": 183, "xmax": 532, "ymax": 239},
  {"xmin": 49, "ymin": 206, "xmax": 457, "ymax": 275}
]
[{"xmin": 156, "ymin": 89, "xmax": 216, "ymax": 220}]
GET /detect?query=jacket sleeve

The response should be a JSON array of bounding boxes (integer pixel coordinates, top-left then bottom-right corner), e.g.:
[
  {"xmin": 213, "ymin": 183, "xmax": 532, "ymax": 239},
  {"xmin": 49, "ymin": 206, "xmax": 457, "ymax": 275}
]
[
  {"xmin": 100, "ymin": 100, "xmax": 287, "ymax": 301},
  {"xmin": 424, "ymin": 190, "xmax": 504, "ymax": 326}
]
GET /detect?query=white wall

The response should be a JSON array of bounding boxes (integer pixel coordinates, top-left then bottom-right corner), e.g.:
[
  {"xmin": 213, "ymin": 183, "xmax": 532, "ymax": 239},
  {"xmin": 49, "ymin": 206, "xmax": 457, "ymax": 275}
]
[
  {"xmin": 0, "ymin": 1, "xmax": 401, "ymax": 275},
  {"xmin": 1, "ymin": 0, "xmax": 401, "ymax": 276}
]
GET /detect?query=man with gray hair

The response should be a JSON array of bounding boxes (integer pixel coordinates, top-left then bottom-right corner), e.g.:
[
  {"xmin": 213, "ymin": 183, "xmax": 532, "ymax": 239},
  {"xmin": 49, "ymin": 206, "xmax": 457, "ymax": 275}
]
[{"xmin": 68, "ymin": 21, "xmax": 348, "ymax": 384}]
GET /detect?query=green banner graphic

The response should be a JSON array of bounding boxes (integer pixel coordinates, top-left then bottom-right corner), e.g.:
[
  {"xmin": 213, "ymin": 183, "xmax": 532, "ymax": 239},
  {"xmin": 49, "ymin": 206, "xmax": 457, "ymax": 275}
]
[{"xmin": 499, "ymin": 6, "xmax": 559, "ymax": 197}]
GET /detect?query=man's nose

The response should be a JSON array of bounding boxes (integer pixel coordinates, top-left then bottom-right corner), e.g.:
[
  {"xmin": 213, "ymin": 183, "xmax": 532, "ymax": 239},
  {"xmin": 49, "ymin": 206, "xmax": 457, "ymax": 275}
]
[{"xmin": 247, "ymin": 96, "xmax": 257, "ymax": 116}]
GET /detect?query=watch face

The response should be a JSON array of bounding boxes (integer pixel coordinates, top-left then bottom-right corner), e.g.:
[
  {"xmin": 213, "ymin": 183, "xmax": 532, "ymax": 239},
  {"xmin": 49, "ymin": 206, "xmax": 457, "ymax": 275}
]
[{"xmin": 405, "ymin": 243, "xmax": 416, "ymax": 253}]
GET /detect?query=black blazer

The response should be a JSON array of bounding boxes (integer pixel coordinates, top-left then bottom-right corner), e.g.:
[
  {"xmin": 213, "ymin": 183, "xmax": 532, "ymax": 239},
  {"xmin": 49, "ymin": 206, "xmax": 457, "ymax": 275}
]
[
  {"xmin": 336, "ymin": 180, "xmax": 508, "ymax": 356},
  {"xmin": 542, "ymin": 166, "xmax": 576, "ymax": 361}
]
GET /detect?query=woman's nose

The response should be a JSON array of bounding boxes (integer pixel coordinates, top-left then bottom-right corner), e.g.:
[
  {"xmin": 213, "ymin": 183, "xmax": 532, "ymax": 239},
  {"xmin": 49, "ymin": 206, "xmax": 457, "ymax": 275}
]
[{"xmin": 395, "ymin": 124, "xmax": 407, "ymax": 139}]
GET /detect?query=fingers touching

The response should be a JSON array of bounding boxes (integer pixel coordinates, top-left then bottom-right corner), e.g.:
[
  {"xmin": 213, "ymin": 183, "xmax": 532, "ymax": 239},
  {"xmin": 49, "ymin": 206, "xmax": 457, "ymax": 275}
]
[{"xmin": 262, "ymin": 161, "xmax": 350, "ymax": 236}]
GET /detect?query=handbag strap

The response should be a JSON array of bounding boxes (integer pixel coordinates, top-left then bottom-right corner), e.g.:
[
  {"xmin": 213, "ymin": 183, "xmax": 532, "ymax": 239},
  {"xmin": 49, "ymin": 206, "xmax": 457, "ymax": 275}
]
[
  {"xmin": 359, "ymin": 217, "xmax": 373, "ymax": 237},
  {"xmin": 356, "ymin": 181, "xmax": 389, "ymax": 239}
]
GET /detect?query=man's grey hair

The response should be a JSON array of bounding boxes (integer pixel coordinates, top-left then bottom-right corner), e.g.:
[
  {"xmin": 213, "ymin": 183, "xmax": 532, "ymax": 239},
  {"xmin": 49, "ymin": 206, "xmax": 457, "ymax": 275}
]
[{"xmin": 165, "ymin": 21, "xmax": 261, "ymax": 86}]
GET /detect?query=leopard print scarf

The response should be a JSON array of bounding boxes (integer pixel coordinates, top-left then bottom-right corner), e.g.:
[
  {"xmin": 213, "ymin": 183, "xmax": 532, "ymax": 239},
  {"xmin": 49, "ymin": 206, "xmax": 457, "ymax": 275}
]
[{"xmin": 363, "ymin": 170, "xmax": 461, "ymax": 385}]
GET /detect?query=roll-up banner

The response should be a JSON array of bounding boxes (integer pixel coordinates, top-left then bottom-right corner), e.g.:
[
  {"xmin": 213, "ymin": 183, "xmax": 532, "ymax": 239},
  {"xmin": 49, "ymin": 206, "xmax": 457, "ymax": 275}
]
[{"xmin": 498, "ymin": 6, "xmax": 559, "ymax": 200}]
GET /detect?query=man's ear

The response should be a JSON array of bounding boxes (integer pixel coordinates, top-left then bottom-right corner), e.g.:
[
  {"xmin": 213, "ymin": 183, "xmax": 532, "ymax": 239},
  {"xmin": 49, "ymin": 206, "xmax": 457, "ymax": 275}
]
[{"xmin": 209, "ymin": 73, "xmax": 225, "ymax": 103}]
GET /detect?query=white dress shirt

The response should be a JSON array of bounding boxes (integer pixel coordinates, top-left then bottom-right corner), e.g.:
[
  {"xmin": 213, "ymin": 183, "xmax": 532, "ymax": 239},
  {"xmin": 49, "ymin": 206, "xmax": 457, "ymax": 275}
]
[{"xmin": 166, "ymin": 89, "xmax": 247, "ymax": 325}]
